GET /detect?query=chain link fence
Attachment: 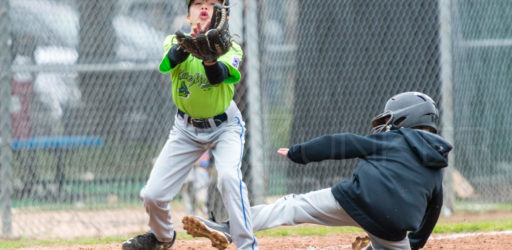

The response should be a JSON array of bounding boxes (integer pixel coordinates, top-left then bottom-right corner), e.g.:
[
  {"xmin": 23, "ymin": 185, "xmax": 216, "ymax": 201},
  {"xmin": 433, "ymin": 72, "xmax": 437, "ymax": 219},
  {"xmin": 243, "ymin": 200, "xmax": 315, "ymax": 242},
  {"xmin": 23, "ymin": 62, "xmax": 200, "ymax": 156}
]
[
  {"xmin": 0, "ymin": 0, "xmax": 511, "ymax": 239},
  {"xmin": 450, "ymin": 0, "xmax": 512, "ymax": 202}
]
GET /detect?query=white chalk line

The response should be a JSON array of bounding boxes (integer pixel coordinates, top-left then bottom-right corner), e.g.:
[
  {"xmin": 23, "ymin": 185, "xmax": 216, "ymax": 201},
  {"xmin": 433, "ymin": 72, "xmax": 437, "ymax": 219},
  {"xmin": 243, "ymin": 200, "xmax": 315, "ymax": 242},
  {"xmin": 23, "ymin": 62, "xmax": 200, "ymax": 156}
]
[
  {"xmin": 300, "ymin": 231, "xmax": 512, "ymax": 249},
  {"xmin": 429, "ymin": 230, "xmax": 512, "ymax": 240}
]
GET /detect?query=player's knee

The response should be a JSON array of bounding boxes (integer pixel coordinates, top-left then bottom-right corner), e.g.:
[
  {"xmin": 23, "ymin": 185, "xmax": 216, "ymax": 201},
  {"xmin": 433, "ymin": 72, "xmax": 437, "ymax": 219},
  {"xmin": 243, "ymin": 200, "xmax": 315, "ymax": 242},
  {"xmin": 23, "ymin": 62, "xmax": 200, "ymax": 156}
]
[
  {"xmin": 141, "ymin": 192, "xmax": 157, "ymax": 204},
  {"xmin": 216, "ymin": 171, "xmax": 239, "ymax": 191},
  {"xmin": 141, "ymin": 190, "xmax": 168, "ymax": 208}
]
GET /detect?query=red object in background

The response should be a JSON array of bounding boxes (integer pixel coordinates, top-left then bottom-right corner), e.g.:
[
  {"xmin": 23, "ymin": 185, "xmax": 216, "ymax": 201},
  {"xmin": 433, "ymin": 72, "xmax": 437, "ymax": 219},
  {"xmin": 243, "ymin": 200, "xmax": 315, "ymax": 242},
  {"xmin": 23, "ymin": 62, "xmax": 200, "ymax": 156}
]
[{"xmin": 10, "ymin": 78, "xmax": 32, "ymax": 139}]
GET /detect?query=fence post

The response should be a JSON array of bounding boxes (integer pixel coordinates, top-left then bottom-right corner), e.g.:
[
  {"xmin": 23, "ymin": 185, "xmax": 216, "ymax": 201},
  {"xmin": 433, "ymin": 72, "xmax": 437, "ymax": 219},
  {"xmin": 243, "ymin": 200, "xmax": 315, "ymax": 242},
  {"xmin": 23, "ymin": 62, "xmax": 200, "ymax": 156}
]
[
  {"xmin": 245, "ymin": 0, "xmax": 265, "ymax": 205},
  {"xmin": 439, "ymin": 0, "xmax": 455, "ymax": 216},
  {"xmin": 0, "ymin": 0, "xmax": 13, "ymax": 238}
]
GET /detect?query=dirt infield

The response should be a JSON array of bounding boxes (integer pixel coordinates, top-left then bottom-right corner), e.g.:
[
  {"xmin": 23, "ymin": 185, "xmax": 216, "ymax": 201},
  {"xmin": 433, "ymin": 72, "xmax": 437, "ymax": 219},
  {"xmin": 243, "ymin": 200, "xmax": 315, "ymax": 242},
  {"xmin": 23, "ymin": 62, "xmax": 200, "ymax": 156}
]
[
  {"xmin": 13, "ymin": 231, "xmax": 512, "ymax": 249},
  {"xmin": 8, "ymin": 209, "xmax": 512, "ymax": 249}
]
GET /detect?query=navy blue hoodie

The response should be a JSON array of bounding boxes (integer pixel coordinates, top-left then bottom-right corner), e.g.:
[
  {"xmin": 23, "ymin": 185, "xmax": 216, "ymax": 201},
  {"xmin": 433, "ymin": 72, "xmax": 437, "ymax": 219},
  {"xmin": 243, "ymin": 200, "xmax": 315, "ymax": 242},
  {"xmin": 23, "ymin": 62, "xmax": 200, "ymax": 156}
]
[{"xmin": 287, "ymin": 128, "xmax": 452, "ymax": 249}]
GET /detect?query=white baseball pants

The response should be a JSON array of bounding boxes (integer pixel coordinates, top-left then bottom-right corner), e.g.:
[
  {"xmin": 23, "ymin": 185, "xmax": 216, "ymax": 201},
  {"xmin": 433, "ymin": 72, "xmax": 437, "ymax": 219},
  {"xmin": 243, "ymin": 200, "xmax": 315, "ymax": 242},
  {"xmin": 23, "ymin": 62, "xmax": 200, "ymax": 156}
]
[
  {"xmin": 251, "ymin": 188, "xmax": 411, "ymax": 250},
  {"xmin": 140, "ymin": 101, "xmax": 258, "ymax": 250}
]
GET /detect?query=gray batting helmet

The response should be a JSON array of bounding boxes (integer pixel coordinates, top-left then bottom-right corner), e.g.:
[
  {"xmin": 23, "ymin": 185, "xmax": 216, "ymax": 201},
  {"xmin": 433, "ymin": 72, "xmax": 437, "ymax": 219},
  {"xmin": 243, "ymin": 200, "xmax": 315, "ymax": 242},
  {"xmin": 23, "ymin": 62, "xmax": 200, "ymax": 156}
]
[
  {"xmin": 187, "ymin": 0, "xmax": 230, "ymax": 8},
  {"xmin": 371, "ymin": 91, "xmax": 439, "ymax": 134}
]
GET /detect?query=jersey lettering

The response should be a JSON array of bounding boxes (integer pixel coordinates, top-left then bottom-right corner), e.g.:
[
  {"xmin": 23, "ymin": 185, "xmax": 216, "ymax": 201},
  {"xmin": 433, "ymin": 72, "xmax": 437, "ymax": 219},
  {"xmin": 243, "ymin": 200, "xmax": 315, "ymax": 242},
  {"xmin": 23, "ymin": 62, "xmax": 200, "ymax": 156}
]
[{"xmin": 178, "ymin": 70, "xmax": 212, "ymax": 91}]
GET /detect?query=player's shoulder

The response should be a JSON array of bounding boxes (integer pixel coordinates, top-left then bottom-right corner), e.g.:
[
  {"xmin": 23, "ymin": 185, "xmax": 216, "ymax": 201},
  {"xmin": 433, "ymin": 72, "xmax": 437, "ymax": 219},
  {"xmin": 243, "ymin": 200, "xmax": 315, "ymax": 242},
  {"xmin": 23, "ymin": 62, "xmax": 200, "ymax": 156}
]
[
  {"xmin": 228, "ymin": 41, "xmax": 243, "ymax": 57},
  {"xmin": 163, "ymin": 34, "xmax": 182, "ymax": 46},
  {"xmin": 231, "ymin": 40, "xmax": 242, "ymax": 49}
]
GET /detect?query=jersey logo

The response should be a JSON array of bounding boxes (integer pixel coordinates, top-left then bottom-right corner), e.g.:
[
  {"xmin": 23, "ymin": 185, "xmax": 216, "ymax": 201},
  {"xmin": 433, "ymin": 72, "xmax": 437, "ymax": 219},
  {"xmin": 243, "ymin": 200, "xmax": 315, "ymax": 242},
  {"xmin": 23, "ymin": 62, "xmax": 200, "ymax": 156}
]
[
  {"xmin": 232, "ymin": 55, "xmax": 240, "ymax": 68},
  {"xmin": 176, "ymin": 70, "xmax": 217, "ymax": 99},
  {"xmin": 178, "ymin": 81, "xmax": 190, "ymax": 98}
]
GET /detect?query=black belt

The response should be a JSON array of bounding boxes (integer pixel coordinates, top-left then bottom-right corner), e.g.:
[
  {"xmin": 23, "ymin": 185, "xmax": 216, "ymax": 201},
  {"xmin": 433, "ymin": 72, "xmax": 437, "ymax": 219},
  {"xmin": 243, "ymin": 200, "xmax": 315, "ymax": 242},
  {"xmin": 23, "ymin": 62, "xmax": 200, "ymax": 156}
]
[{"xmin": 178, "ymin": 109, "xmax": 228, "ymax": 129}]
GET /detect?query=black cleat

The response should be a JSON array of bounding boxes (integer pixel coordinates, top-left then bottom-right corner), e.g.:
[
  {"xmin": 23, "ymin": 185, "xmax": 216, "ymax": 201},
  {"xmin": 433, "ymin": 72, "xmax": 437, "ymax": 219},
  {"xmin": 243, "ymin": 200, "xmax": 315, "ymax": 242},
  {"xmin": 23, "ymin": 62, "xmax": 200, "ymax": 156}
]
[
  {"xmin": 122, "ymin": 231, "xmax": 176, "ymax": 250},
  {"xmin": 182, "ymin": 215, "xmax": 232, "ymax": 250}
]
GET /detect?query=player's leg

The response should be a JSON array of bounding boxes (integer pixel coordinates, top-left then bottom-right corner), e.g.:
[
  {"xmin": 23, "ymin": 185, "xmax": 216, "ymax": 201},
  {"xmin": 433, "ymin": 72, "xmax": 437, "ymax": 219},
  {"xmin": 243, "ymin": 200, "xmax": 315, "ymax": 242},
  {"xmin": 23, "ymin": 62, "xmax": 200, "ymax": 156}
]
[
  {"xmin": 250, "ymin": 188, "xmax": 360, "ymax": 231},
  {"xmin": 209, "ymin": 117, "xmax": 258, "ymax": 250},
  {"xmin": 129, "ymin": 125, "xmax": 205, "ymax": 246},
  {"xmin": 183, "ymin": 188, "xmax": 358, "ymax": 249},
  {"xmin": 366, "ymin": 232, "xmax": 411, "ymax": 250}
]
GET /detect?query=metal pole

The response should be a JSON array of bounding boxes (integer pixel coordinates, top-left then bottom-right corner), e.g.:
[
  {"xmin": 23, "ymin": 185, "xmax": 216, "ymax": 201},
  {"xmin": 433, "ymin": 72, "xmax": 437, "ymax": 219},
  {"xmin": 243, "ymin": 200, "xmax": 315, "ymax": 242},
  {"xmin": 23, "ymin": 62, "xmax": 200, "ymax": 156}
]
[
  {"xmin": 0, "ymin": 0, "xmax": 13, "ymax": 238},
  {"xmin": 245, "ymin": 0, "xmax": 265, "ymax": 204},
  {"xmin": 439, "ymin": 0, "xmax": 455, "ymax": 216}
]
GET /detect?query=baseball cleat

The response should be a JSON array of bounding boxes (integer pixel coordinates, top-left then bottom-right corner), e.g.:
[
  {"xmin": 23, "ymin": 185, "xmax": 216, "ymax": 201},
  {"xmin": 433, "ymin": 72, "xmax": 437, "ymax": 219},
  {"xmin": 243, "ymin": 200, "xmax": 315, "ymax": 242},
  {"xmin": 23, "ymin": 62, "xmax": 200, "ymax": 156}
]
[
  {"xmin": 351, "ymin": 235, "xmax": 371, "ymax": 250},
  {"xmin": 122, "ymin": 231, "xmax": 176, "ymax": 250},
  {"xmin": 182, "ymin": 215, "xmax": 232, "ymax": 250}
]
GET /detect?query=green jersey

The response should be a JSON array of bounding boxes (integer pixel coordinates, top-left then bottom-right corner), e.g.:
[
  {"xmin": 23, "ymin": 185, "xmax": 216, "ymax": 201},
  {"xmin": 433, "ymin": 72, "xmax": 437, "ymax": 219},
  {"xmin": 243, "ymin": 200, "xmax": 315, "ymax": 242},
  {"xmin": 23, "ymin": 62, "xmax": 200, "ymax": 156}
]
[{"xmin": 159, "ymin": 35, "xmax": 243, "ymax": 118}]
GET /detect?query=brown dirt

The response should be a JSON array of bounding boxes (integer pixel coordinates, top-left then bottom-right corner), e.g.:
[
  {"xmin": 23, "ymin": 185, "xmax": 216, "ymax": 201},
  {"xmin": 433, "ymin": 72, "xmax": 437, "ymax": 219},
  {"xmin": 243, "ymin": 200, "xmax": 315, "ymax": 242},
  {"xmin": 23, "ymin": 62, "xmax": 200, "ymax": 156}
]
[
  {"xmin": 13, "ymin": 231, "xmax": 512, "ymax": 249},
  {"xmin": 8, "ymin": 210, "xmax": 512, "ymax": 249}
]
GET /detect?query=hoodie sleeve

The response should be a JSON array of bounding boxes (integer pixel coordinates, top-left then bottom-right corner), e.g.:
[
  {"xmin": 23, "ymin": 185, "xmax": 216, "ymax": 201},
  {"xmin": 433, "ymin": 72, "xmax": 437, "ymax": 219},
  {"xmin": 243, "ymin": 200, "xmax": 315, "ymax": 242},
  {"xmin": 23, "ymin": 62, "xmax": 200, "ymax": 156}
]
[
  {"xmin": 408, "ymin": 187, "xmax": 443, "ymax": 249},
  {"xmin": 287, "ymin": 133, "xmax": 384, "ymax": 164}
]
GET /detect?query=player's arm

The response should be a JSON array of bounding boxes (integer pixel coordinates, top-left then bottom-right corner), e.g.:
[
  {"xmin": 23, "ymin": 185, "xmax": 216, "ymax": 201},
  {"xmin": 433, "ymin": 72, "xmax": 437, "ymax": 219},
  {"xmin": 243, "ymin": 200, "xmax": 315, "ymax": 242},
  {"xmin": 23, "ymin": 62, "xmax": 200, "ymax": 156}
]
[
  {"xmin": 285, "ymin": 133, "xmax": 384, "ymax": 164},
  {"xmin": 167, "ymin": 45, "xmax": 190, "ymax": 68},
  {"xmin": 408, "ymin": 187, "xmax": 443, "ymax": 250},
  {"xmin": 159, "ymin": 35, "xmax": 189, "ymax": 73},
  {"xmin": 185, "ymin": 20, "xmax": 231, "ymax": 84},
  {"xmin": 203, "ymin": 61, "xmax": 230, "ymax": 84}
]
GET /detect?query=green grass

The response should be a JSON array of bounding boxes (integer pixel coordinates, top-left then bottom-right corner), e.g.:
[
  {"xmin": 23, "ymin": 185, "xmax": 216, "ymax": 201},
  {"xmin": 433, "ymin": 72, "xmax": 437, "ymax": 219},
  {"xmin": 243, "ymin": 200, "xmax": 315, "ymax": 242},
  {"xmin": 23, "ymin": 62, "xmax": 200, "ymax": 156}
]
[
  {"xmin": 0, "ymin": 236, "xmax": 126, "ymax": 249},
  {"xmin": 433, "ymin": 219, "xmax": 512, "ymax": 233},
  {"xmin": 2, "ymin": 218, "xmax": 511, "ymax": 249},
  {"xmin": 255, "ymin": 225, "xmax": 364, "ymax": 237},
  {"xmin": 0, "ymin": 234, "xmax": 196, "ymax": 249}
]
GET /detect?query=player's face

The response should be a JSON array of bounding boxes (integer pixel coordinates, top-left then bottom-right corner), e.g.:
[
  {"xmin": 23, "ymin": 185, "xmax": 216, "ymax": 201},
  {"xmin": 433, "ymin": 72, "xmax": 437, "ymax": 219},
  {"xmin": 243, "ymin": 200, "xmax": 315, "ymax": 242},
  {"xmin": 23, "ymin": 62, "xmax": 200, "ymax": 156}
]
[{"xmin": 187, "ymin": 0, "xmax": 223, "ymax": 30}]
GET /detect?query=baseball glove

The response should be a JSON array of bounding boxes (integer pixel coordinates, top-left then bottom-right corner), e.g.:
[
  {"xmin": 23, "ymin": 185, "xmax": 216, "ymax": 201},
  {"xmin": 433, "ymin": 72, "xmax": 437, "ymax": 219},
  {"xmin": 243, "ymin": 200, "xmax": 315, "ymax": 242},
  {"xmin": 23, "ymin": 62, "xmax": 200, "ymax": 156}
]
[{"xmin": 175, "ymin": 3, "xmax": 231, "ymax": 62}]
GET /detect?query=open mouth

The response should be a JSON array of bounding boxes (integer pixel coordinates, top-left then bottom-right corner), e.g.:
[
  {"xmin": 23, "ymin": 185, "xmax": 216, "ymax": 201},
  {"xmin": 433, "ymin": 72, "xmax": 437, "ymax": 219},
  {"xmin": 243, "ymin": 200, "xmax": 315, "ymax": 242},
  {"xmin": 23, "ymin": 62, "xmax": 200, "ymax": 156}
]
[{"xmin": 200, "ymin": 11, "xmax": 209, "ymax": 19}]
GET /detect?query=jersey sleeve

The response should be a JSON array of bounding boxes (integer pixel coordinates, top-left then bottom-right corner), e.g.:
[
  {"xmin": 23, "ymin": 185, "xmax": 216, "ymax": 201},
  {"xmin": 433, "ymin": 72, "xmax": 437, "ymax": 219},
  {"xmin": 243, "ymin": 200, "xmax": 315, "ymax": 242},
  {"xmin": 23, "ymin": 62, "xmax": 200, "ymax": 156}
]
[
  {"xmin": 408, "ymin": 187, "xmax": 443, "ymax": 249},
  {"xmin": 158, "ymin": 35, "xmax": 179, "ymax": 74},
  {"xmin": 287, "ymin": 133, "xmax": 386, "ymax": 164},
  {"xmin": 217, "ymin": 42, "xmax": 244, "ymax": 84}
]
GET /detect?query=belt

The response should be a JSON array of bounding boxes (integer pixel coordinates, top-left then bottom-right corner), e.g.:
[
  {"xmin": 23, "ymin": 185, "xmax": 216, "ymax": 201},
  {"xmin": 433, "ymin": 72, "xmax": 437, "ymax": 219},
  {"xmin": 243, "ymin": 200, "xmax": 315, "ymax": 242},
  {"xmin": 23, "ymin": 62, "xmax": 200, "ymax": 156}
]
[{"xmin": 177, "ymin": 109, "xmax": 228, "ymax": 129}]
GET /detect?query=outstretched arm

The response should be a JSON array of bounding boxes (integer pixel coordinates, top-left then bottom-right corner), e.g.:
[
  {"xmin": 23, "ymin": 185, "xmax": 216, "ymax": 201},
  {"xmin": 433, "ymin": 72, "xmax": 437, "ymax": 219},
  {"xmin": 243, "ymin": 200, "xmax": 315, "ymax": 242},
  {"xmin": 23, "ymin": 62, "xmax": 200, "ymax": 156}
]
[
  {"xmin": 167, "ymin": 45, "xmax": 190, "ymax": 68},
  {"xmin": 277, "ymin": 148, "xmax": 289, "ymax": 157},
  {"xmin": 283, "ymin": 133, "xmax": 385, "ymax": 164},
  {"xmin": 203, "ymin": 61, "xmax": 230, "ymax": 84}
]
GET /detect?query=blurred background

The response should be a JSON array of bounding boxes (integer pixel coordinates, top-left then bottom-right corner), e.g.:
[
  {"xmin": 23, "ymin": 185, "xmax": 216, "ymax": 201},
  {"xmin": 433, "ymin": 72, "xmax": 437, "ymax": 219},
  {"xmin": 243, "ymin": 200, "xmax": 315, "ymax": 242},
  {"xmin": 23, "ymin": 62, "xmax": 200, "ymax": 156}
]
[{"xmin": 0, "ymin": 0, "xmax": 511, "ymax": 239}]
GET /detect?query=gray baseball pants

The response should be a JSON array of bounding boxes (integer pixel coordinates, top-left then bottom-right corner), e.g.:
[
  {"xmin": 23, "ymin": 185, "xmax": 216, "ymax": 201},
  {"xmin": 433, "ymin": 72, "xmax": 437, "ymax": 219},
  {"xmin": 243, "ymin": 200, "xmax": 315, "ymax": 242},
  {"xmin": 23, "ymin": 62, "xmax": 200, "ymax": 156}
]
[
  {"xmin": 251, "ymin": 188, "xmax": 411, "ymax": 250},
  {"xmin": 140, "ymin": 101, "xmax": 258, "ymax": 250}
]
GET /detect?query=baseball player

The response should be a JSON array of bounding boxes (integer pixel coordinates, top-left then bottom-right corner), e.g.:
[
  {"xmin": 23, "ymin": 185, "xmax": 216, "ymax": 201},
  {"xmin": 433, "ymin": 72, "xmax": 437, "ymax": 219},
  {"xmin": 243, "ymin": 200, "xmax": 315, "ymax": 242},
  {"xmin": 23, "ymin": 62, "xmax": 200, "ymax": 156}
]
[
  {"xmin": 183, "ymin": 92, "xmax": 453, "ymax": 250},
  {"xmin": 122, "ymin": 0, "xmax": 258, "ymax": 249}
]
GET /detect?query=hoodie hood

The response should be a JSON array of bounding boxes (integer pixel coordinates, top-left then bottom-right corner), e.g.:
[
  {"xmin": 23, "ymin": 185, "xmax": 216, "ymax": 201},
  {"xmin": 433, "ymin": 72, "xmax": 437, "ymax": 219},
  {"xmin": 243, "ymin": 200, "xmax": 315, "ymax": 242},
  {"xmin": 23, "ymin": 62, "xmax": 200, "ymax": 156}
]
[{"xmin": 399, "ymin": 128, "xmax": 452, "ymax": 169}]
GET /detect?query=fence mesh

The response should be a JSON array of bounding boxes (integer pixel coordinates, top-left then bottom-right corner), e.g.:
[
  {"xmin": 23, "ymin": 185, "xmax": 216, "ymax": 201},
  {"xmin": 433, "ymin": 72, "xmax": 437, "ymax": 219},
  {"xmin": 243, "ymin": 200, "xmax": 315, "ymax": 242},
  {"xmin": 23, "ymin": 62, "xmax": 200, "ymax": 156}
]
[
  {"xmin": 0, "ymin": 0, "xmax": 511, "ymax": 239},
  {"xmin": 450, "ymin": 0, "xmax": 512, "ymax": 202}
]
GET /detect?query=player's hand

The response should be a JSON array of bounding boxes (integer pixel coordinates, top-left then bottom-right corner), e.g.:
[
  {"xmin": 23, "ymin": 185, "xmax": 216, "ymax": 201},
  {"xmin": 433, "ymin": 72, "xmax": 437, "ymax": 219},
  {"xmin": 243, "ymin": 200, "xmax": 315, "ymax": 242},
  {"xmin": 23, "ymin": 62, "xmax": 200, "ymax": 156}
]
[
  {"xmin": 191, "ymin": 21, "xmax": 211, "ymax": 38},
  {"xmin": 277, "ymin": 148, "xmax": 289, "ymax": 157}
]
